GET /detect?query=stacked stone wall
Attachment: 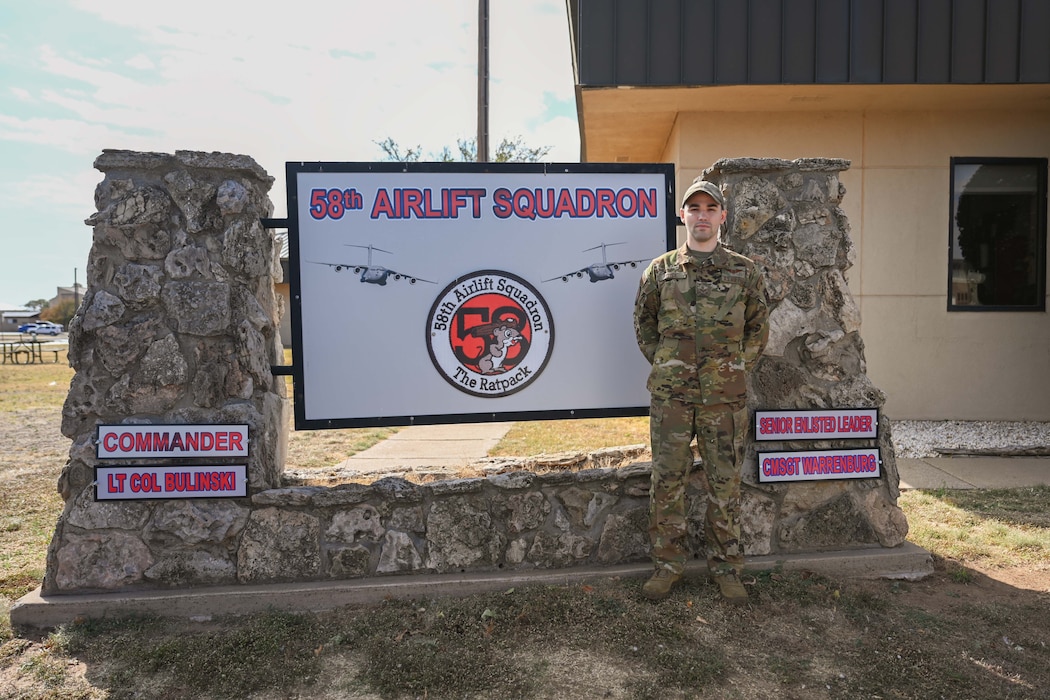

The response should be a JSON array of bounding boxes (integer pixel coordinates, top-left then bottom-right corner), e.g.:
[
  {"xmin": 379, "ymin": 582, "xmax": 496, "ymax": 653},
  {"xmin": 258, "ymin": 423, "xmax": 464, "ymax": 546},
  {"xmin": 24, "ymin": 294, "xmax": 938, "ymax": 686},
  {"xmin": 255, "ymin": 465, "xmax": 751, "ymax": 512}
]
[
  {"xmin": 42, "ymin": 153, "xmax": 907, "ymax": 594},
  {"xmin": 44, "ymin": 150, "xmax": 287, "ymax": 592},
  {"xmin": 710, "ymin": 157, "xmax": 907, "ymax": 554}
]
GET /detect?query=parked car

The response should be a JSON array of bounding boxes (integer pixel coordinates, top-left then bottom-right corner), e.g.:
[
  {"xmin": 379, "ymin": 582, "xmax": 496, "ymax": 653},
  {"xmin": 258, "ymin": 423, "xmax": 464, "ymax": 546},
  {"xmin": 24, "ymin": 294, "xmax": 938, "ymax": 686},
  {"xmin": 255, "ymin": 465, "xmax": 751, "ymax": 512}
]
[{"xmin": 18, "ymin": 321, "xmax": 63, "ymax": 335}]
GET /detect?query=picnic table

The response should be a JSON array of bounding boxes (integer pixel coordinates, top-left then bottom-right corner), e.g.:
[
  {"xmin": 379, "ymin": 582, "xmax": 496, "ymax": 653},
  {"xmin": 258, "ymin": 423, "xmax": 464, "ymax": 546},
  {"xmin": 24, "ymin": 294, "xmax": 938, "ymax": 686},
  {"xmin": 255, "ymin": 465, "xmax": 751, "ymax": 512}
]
[{"xmin": 0, "ymin": 338, "xmax": 62, "ymax": 365}]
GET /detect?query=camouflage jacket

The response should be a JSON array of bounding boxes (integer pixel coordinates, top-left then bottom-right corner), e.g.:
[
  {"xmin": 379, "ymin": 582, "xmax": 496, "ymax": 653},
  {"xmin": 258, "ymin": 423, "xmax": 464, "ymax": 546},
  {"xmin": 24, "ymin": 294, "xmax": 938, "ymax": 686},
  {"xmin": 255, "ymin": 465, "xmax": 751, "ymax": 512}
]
[{"xmin": 634, "ymin": 242, "xmax": 769, "ymax": 405}]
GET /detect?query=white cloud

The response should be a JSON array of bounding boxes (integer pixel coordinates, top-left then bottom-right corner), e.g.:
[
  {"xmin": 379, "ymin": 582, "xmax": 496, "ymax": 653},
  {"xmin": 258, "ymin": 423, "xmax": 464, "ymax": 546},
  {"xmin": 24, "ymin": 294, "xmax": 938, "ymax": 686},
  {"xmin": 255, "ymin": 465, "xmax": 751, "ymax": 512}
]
[
  {"xmin": 2, "ymin": 169, "xmax": 100, "ymax": 212},
  {"xmin": 0, "ymin": 0, "xmax": 580, "ymax": 302},
  {"xmin": 0, "ymin": 114, "xmax": 137, "ymax": 155},
  {"xmin": 529, "ymin": 114, "xmax": 582, "ymax": 162},
  {"xmin": 43, "ymin": 0, "xmax": 576, "ymax": 161},
  {"xmin": 124, "ymin": 54, "xmax": 155, "ymax": 71}
]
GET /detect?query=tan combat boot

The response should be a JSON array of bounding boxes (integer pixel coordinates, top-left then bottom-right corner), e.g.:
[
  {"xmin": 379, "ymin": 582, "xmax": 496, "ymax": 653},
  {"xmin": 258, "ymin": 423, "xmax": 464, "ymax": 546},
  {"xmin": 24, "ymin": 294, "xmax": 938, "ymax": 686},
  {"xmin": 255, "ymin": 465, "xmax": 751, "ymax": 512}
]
[
  {"xmin": 641, "ymin": 568, "xmax": 681, "ymax": 601},
  {"xmin": 713, "ymin": 573, "xmax": 748, "ymax": 605}
]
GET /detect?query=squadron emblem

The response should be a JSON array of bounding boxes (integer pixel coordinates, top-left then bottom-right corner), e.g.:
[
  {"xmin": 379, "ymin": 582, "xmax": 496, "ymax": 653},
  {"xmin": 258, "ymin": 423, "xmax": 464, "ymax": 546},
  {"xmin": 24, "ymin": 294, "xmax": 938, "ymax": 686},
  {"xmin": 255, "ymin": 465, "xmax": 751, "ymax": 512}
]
[{"xmin": 426, "ymin": 270, "xmax": 554, "ymax": 398}]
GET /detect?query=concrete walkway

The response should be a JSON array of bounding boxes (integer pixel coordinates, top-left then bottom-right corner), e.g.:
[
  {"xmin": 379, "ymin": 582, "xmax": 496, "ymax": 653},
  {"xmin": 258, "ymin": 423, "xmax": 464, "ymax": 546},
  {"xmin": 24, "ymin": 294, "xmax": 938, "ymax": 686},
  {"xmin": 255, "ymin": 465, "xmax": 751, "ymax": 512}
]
[
  {"xmin": 897, "ymin": 456, "xmax": 1050, "ymax": 490},
  {"xmin": 332, "ymin": 422, "xmax": 514, "ymax": 473}
]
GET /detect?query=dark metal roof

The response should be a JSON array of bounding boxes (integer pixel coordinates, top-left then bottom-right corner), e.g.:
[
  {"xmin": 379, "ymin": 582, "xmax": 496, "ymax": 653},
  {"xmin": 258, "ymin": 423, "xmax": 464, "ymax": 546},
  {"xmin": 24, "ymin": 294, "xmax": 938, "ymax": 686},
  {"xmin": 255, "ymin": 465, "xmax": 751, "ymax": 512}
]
[{"xmin": 567, "ymin": 0, "xmax": 1050, "ymax": 87}]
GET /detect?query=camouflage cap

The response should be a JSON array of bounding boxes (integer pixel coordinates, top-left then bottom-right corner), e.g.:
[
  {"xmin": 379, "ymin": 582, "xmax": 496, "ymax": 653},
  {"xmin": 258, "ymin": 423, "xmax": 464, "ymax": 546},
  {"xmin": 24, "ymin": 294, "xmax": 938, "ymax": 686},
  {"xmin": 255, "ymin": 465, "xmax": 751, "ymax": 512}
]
[{"xmin": 680, "ymin": 179, "xmax": 725, "ymax": 209}]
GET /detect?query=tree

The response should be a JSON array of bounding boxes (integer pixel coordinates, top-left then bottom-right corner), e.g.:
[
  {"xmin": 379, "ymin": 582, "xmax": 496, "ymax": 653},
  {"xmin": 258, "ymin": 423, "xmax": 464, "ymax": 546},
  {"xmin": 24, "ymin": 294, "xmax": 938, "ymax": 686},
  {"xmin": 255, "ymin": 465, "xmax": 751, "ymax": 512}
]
[
  {"xmin": 24, "ymin": 299, "xmax": 49, "ymax": 311},
  {"xmin": 40, "ymin": 299, "xmax": 76, "ymax": 329},
  {"xmin": 375, "ymin": 136, "xmax": 551, "ymax": 163},
  {"xmin": 374, "ymin": 138, "xmax": 425, "ymax": 163}
]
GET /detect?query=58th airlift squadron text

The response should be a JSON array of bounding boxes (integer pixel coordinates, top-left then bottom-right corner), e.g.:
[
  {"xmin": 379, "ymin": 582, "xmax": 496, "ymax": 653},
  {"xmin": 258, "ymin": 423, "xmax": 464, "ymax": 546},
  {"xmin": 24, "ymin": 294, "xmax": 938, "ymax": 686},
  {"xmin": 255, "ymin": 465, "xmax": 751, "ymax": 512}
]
[{"xmin": 308, "ymin": 186, "xmax": 661, "ymax": 222}]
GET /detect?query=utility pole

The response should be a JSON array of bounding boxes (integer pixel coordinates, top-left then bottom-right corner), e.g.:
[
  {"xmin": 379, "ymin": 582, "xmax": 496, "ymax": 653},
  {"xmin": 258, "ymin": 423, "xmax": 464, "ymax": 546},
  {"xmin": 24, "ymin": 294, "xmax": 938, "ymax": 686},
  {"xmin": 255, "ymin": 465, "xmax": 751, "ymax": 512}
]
[
  {"xmin": 477, "ymin": 0, "xmax": 489, "ymax": 163},
  {"xmin": 73, "ymin": 268, "xmax": 79, "ymax": 311}
]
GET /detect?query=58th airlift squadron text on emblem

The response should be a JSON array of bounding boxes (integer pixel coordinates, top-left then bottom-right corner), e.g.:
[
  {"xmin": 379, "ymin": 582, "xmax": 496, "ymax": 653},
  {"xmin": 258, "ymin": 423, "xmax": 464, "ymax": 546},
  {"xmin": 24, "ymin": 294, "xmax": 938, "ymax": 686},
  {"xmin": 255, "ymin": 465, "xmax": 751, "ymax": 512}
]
[{"xmin": 426, "ymin": 270, "xmax": 554, "ymax": 398}]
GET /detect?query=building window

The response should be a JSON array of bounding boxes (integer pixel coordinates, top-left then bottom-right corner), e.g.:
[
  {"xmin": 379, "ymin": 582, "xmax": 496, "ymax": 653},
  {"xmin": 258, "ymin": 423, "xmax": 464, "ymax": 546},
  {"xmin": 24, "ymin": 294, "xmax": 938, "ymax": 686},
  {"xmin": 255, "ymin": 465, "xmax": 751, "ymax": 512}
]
[{"xmin": 949, "ymin": 158, "xmax": 1047, "ymax": 311}]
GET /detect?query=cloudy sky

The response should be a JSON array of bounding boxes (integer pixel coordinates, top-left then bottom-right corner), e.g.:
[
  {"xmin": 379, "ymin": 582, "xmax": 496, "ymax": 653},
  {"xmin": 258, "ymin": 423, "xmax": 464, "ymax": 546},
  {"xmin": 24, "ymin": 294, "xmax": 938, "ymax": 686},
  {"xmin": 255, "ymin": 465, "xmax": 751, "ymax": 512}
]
[{"xmin": 0, "ymin": 0, "xmax": 580, "ymax": 308}]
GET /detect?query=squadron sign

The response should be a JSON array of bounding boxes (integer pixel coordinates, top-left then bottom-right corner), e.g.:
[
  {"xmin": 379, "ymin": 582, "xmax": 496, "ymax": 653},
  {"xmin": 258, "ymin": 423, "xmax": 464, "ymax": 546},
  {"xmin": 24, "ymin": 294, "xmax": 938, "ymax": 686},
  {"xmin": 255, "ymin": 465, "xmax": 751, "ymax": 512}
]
[{"xmin": 288, "ymin": 162, "xmax": 675, "ymax": 429}]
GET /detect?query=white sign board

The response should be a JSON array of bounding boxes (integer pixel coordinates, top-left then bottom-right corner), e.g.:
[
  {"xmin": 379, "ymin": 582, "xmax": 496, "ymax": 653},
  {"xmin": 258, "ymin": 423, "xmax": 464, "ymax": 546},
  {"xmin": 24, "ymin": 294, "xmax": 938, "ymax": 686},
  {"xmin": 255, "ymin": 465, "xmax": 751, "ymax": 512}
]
[
  {"xmin": 96, "ymin": 425, "xmax": 249, "ymax": 459},
  {"xmin": 94, "ymin": 465, "xmax": 248, "ymax": 500},
  {"xmin": 287, "ymin": 163, "xmax": 676, "ymax": 429},
  {"xmin": 758, "ymin": 449, "xmax": 882, "ymax": 483},
  {"xmin": 755, "ymin": 409, "xmax": 878, "ymax": 440}
]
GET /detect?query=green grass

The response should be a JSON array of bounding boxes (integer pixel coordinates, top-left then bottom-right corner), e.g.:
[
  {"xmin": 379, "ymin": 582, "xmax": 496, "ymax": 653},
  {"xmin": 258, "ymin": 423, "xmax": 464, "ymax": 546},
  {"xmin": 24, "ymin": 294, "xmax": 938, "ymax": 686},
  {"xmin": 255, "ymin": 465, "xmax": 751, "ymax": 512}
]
[{"xmin": 899, "ymin": 486, "xmax": 1050, "ymax": 570}]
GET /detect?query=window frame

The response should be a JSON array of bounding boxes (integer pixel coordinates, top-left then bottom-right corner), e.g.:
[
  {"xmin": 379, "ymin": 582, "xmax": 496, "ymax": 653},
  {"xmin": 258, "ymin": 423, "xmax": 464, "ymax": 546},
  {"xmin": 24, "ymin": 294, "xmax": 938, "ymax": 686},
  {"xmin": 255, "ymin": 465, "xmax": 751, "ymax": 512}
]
[{"xmin": 948, "ymin": 156, "xmax": 1048, "ymax": 312}]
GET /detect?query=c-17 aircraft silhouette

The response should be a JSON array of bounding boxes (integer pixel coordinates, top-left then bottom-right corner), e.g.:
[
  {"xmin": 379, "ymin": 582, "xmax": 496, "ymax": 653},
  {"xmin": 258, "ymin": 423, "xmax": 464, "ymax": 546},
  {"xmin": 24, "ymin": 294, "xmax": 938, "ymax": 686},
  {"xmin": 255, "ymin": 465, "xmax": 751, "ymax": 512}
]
[
  {"xmin": 308, "ymin": 244, "xmax": 434, "ymax": 285},
  {"xmin": 544, "ymin": 242, "xmax": 651, "ymax": 283}
]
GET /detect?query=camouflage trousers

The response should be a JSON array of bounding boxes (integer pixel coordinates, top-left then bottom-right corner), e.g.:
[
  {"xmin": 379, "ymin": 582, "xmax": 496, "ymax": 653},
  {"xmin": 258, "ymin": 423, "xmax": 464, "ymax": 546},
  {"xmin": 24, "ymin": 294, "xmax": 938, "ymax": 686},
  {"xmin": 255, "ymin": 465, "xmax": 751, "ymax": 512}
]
[{"xmin": 648, "ymin": 397, "xmax": 749, "ymax": 577}]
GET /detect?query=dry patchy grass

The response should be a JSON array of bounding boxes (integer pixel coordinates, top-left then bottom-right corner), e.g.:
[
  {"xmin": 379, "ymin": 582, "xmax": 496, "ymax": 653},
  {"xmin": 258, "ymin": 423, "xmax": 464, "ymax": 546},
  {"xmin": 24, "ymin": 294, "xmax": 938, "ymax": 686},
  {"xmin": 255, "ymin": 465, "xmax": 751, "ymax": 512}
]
[
  {"xmin": 491, "ymin": 416, "xmax": 650, "ymax": 456},
  {"xmin": 7, "ymin": 565, "xmax": 1050, "ymax": 699},
  {"xmin": 0, "ymin": 352, "xmax": 72, "ymax": 412}
]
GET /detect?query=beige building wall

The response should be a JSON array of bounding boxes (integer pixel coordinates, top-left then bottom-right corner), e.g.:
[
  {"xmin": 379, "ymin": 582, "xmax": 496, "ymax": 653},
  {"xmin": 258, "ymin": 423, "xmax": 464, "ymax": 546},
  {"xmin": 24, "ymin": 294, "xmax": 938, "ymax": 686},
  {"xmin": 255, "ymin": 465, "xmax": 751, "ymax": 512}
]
[{"xmin": 664, "ymin": 106, "xmax": 1050, "ymax": 421}]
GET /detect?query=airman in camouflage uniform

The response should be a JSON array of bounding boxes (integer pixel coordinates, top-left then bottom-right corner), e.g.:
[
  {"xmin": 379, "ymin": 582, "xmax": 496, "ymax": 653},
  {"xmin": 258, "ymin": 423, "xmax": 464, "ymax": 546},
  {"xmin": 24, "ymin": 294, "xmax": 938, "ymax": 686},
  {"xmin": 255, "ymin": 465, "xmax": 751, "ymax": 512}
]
[{"xmin": 634, "ymin": 178, "xmax": 769, "ymax": 603}]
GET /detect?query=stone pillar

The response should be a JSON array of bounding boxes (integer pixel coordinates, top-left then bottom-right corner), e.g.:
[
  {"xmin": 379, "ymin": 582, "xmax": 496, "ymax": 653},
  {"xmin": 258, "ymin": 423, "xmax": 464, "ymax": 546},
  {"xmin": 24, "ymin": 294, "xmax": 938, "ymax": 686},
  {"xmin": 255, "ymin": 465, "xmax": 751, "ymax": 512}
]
[
  {"xmin": 703, "ymin": 157, "xmax": 909, "ymax": 555},
  {"xmin": 43, "ymin": 150, "xmax": 286, "ymax": 593},
  {"xmin": 35, "ymin": 153, "xmax": 912, "ymax": 597}
]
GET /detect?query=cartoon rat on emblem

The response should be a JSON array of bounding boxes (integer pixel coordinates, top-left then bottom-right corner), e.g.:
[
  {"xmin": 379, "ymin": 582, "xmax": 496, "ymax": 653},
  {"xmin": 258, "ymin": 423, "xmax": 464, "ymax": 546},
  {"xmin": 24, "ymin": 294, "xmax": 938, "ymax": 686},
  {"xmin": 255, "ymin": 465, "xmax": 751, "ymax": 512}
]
[{"xmin": 471, "ymin": 322, "xmax": 522, "ymax": 374}]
